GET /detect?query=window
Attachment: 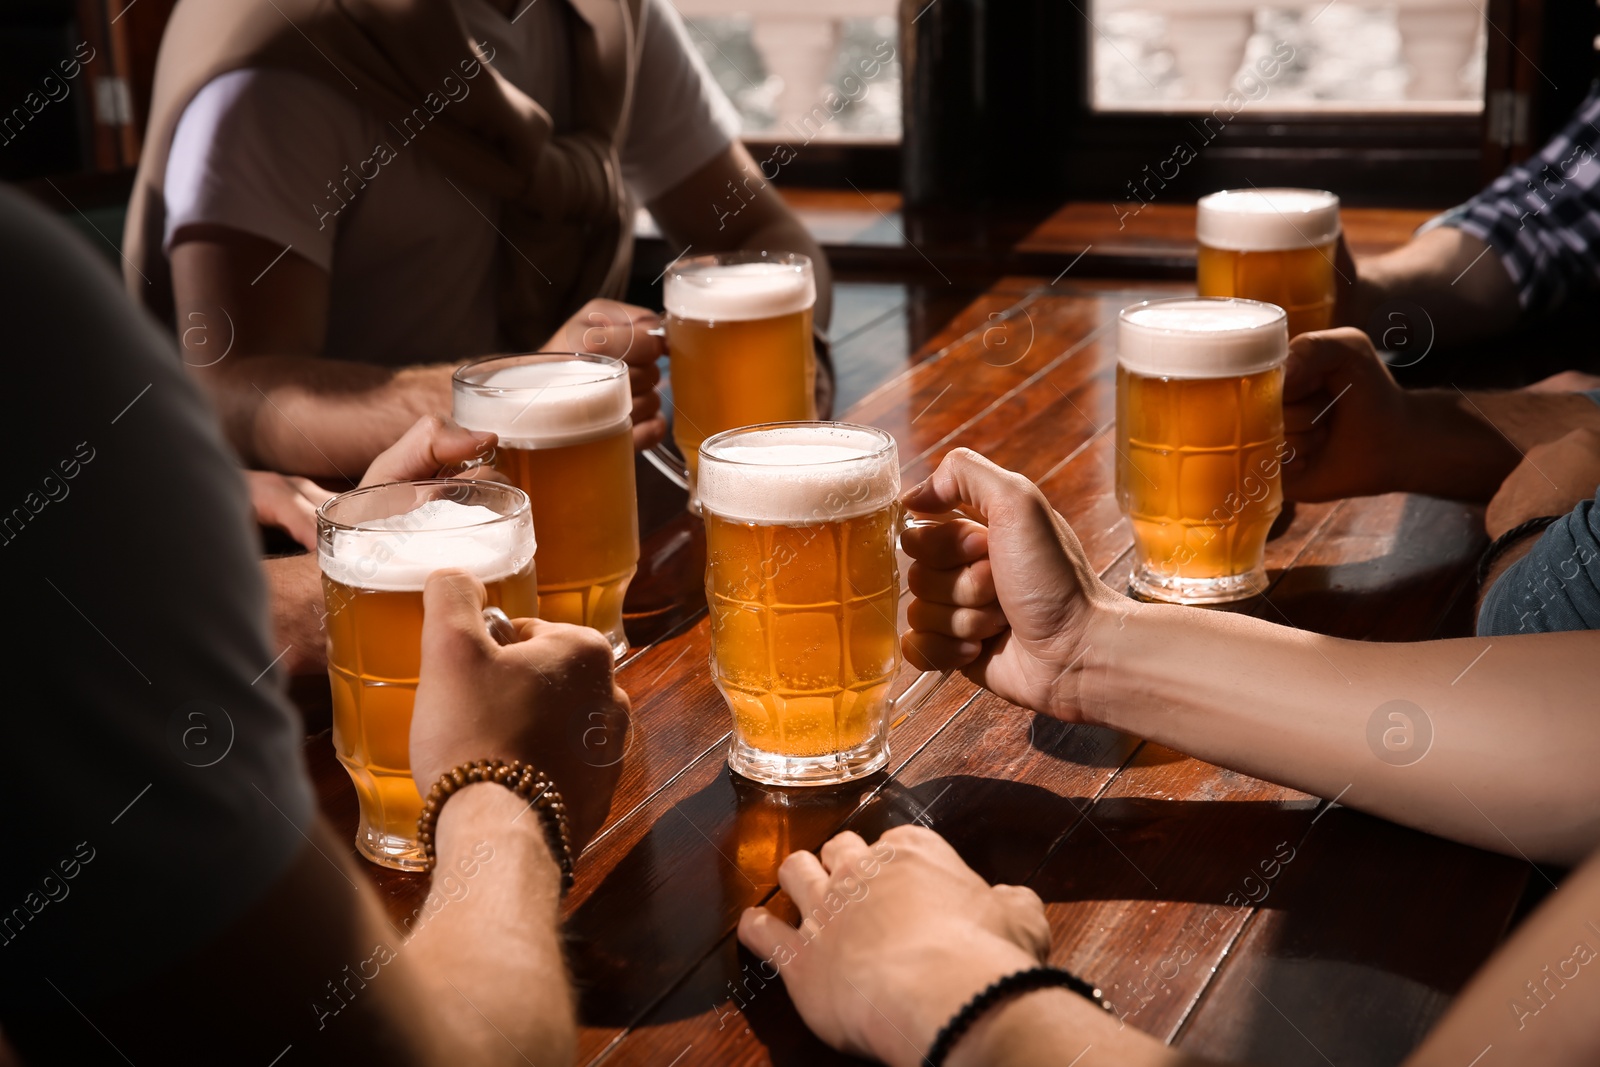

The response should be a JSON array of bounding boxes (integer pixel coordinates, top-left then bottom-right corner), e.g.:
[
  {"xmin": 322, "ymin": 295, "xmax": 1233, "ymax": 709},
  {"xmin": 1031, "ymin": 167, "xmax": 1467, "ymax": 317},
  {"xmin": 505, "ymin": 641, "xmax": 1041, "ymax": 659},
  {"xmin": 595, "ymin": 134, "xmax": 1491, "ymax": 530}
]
[
  {"xmin": 1023, "ymin": 1, "xmax": 1513, "ymax": 205},
  {"xmin": 676, "ymin": 4, "xmax": 902, "ymax": 142},
  {"xmin": 1091, "ymin": 2, "xmax": 1487, "ymax": 114}
]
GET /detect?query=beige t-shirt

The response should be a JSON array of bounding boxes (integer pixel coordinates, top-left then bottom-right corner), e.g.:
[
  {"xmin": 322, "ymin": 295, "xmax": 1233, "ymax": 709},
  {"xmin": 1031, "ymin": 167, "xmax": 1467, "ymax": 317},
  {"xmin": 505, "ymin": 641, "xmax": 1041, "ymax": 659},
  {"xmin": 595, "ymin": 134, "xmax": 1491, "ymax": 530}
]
[{"xmin": 163, "ymin": 0, "xmax": 741, "ymax": 365}]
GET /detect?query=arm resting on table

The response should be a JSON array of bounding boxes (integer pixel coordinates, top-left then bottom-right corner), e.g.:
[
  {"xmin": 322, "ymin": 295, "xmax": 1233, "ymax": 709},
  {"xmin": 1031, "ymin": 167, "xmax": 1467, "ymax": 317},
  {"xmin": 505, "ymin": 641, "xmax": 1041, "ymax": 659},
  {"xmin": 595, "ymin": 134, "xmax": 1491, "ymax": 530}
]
[
  {"xmin": 1384, "ymin": 388, "xmax": 1600, "ymax": 503},
  {"xmin": 1079, "ymin": 605, "xmax": 1600, "ymax": 866}
]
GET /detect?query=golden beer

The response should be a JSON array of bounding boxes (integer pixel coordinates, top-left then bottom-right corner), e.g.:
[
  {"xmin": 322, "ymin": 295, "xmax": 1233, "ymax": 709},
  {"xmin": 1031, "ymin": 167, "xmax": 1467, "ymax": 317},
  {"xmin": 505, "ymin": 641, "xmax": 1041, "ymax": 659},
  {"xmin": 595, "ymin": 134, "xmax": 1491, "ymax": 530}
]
[
  {"xmin": 454, "ymin": 353, "xmax": 639, "ymax": 659},
  {"xmin": 700, "ymin": 423, "xmax": 904, "ymax": 786},
  {"xmin": 1115, "ymin": 298, "xmax": 1289, "ymax": 604},
  {"xmin": 1197, "ymin": 189, "xmax": 1341, "ymax": 339},
  {"xmin": 319, "ymin": 480, "xmax": 537, "ymax": 870},
  {"xmin": 664, "ymin": 253, "xmax": 817, "ymax": 492}
]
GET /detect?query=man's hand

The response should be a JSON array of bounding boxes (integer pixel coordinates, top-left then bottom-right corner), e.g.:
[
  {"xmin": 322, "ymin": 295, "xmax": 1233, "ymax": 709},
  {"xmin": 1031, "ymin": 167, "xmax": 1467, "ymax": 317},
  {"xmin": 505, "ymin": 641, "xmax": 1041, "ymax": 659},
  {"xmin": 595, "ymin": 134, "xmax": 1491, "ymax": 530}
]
[
  {"xmin": 1280, "ymin": 328, "xmax": 1415, "ymax": 502},
  {"xmin": 412, "ymin": 570, "xmax": 628, "ymax": 849},
  {"xmin": 261, "ymin": 416, "xmax": 503, "ymax": 678},
  {"xmin": 900, "ymin": 449, "xmax": 1122, "ymax": 722},
  {"xmin": 737, "ymin": 826, "xmax": 1049, "ymax": 1067},
  {"xmin": 1330, "ymin": 231, "xmax": 1364, "ymax": 329},
  {"xmin": 246, "ymin": 470, "xmax": 333, "ymax": 550},
  {"xmin": 1485, "ymin": 428, "xmax": 1600, "ymax": 538},
  {"xmin": 544, "ymin": 298, "xmax": 667, "ymax": 451},
  {"xmin": 360, "ymin": 414, "xmax": 498, "ymax": 487}
]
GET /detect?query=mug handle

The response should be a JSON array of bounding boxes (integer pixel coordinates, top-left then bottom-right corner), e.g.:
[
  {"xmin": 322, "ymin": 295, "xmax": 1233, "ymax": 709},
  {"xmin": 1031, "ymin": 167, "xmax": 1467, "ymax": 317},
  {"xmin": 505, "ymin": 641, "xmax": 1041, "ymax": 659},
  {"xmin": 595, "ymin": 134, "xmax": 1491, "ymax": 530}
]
[
  {"xmin": 639, "ymin": 325, "xmax": 693, "ymax": 490},
  {"xmin": 483, "ymin": 606, "xmax": 519, "ymax": 646},
  {"xmin": 887, "ymin": 509, "xmax": 956, "ymax": 728},
  {"xmin": 645, "ymin": 444, "xmax": 691, "ymax": 491},
  {"xmin": 887, "ymin": 667, "xmax": 949, "ymax": 730}
]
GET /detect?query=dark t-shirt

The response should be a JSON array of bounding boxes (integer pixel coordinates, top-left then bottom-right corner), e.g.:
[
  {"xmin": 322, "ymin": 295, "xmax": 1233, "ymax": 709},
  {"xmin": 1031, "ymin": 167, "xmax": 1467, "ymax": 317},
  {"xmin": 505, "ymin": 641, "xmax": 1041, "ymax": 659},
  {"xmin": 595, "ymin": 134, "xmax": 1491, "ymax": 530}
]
[{"xmin": 0, "ymin": 186, "xmax": 314, "ymax": 1011}]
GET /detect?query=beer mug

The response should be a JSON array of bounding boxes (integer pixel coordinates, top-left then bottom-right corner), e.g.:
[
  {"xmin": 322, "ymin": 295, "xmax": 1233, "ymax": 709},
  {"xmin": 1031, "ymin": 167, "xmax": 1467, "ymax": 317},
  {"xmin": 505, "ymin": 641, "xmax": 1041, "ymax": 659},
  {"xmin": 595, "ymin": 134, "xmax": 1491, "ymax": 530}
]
[
  {"xmin": 699, "ymin": 422, "xmax": 947, "ymax": 786},
  {"xmin": 647, "ymin": 252, "xmax": 818, "ymax": 509},
  {"xmin": 1196, "ymin": 188, "xmax": 1341, "ymax": 339},
  {"xmin": 318, "ymin": 479, "xmax": 538, "ymax": 869},
  {"xmin": 1116, "ymin": 298, "xmax": 1289, "ymax": 605},
  {"xmin": 453, "ymin": 352, "xmax": 639, "ymax": 660}
]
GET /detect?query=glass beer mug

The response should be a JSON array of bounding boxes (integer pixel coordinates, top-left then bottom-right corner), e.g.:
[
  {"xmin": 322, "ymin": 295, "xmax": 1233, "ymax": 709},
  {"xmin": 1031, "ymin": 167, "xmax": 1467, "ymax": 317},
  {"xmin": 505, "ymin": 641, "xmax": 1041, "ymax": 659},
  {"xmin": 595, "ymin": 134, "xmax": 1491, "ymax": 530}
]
[
  {"xmin": 1115, "ymin": 297, "xmax": 1289, "ymax": 605},
  {"xmin": 645, "ymin": 251, "xmax": 818, "ymax": 510},
  {"xmin": 453, "ymin": 352, "xmax": 639, "ymax": 660},
  {"xmin": 318, "ymin": 479, "xmax": 538, "ymax": 868},
  {"xmin": 1196, "ymin": 187, "xmax": 1341, "ymax": 339},
  {"xmin": 698, "ymin": 422, "xmax": 947, "ymax": 786}
]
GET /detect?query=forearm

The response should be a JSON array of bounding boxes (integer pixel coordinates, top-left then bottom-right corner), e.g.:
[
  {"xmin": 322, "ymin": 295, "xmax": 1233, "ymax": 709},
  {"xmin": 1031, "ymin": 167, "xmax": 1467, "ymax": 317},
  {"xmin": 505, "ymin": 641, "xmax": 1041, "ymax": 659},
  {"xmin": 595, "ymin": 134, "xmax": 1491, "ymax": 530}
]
[
  {"xmin": 264, "ymin": 553, "xmax": 329, "ymax": 676},
  {"xmin": 1403, "ymin": 846, "xmax": 1600, "ymax": 1067},
  {"xmin": 1459, "ymin": 389, "xmax": 1600, "ymax": 456},
  {"xmin": 648, "ymin": 144, "xmax": 834, "ymax": 332},
  {"xmin": 1390, "ymin": 388, "xmax": 1599, "ymax": 502},
  {"xmin": 1347, "ymin": 227, "xmax": 1519, "ymax": 348},
  {"xmin": 198, "ymin": 357, "xmax": 453, "ymax": 476},
  {"xmin": 1387, "ymin": 389, "xmax": 1523, "ymax": 500},
  {"xmin": 403, "ymin": 784, "xmax": 574, "ymax": 1066},
  {"xmin": 1078, "ymin": 603, "xmax": 1600, "ymax": 864},
  {"xmin": 949, "ymin": 990, "xmax": 1197, "ymax": 1067}
]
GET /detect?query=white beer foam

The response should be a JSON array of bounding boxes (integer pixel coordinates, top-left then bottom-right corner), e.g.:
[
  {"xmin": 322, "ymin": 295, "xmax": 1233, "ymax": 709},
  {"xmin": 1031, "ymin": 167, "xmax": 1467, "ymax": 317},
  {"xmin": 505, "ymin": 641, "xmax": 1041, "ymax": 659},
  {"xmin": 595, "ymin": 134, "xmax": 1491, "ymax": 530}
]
[
  {"xmin": 1118, "ymin": 298, "xmax": 1288, "ymax": 379},
  {"xmin": 664, "ymin": 260, "xmax": 816, "ymax": 323},
  {"xmin": 320, "ymin": 499, "xmax": 535, "ymax": 592},
  {"xmin": 1197, "ymin": 188, "xmax": 1341, "ymax": 251},
  {"xmin": 454, "ymin": 359, "xmax": 631, "ymax": 449},
  {"xmin": 698, "ymin": 425, "xmax": 899, "ymax": 525}
]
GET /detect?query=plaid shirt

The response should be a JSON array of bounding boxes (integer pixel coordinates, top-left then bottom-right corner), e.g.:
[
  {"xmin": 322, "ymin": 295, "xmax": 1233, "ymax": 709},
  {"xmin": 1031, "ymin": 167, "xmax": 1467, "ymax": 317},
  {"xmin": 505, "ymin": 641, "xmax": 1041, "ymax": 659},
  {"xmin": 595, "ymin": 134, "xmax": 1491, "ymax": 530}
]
[{"xmin": 1432, "ymin": 80, "xmax": 1600, "ymax": 316}]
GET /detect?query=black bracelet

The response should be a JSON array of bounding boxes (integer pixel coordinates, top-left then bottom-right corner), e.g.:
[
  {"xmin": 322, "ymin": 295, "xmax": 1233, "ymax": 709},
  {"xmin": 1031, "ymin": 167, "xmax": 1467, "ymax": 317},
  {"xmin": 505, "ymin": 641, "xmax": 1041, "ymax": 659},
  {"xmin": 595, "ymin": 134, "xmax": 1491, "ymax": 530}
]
[
  {"xmin": 927, "ymin": 966, "xmax": 1114, "ymax": 1066},
  {"xmin": 1476, "ymin": 514, "xmax": 1564, "ymax": 587}
]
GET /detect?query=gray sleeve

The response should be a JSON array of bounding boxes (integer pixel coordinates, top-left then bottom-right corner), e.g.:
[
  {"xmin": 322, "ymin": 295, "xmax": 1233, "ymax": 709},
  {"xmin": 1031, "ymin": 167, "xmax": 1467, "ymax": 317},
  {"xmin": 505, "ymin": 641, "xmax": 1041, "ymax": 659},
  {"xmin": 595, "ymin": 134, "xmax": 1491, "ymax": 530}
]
[
  {"xmin": 0, "ymin": 185, "xmax": 315, "ymax": 1011},
  {"xmin": 1477, "ymin": 491, "xmax": 1600, "ymax": 635}
]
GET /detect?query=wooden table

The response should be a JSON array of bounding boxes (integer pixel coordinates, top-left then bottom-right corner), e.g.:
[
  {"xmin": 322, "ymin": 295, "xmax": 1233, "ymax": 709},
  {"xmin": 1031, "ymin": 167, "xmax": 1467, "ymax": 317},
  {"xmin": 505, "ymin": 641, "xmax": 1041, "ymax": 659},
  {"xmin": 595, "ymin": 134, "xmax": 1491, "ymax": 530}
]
[
  {"xmin": 634, "ymin": 192, "xmax": 1440, "ymax": 285},
  {"xmin": 301, "ymin": 271, "xmax": 1529, "ymax": 1066}
]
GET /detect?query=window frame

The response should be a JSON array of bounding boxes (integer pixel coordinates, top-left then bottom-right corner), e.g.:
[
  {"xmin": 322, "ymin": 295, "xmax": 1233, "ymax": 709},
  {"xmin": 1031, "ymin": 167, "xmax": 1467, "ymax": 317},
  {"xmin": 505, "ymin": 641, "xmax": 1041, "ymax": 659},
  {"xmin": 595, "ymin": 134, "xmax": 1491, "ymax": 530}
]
[
  {"xmin": 1050, "ymin": 2, "xmax": 1500, "ymax": 207},
  {"xmin": 773, "ymin": 0, "xmax": 1591, "ymax": 203}
]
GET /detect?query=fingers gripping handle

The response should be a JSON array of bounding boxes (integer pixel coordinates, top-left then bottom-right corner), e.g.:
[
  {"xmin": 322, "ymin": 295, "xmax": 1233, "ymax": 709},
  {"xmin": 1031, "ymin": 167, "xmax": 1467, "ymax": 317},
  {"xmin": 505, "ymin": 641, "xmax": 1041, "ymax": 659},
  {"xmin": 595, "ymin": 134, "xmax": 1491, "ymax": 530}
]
[{"xmin": 890, "ymin": 508, "xmax": 955, "ymax": 728}]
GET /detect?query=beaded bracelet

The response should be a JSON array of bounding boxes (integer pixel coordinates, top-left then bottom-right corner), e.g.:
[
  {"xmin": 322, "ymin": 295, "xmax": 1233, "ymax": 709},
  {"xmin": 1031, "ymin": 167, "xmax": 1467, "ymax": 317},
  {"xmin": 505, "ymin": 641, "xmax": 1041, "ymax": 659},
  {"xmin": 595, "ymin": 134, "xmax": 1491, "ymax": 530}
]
[
  {"xmin": 417, "ymin": 759, "xmax": 575, "ymax": 893},
  {"xmin": 926, "ymin": 966, "xmax": 1115, "ymax": 1066}
]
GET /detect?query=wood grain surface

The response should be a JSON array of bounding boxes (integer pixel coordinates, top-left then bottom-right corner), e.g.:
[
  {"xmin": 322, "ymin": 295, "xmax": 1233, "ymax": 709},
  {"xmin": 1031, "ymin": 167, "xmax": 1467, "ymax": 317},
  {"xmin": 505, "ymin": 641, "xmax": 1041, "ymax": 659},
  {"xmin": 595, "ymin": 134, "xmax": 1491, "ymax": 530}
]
[{"xmin": 299, "ymin": 268, "xmax": 1526, "ymax": 1067}]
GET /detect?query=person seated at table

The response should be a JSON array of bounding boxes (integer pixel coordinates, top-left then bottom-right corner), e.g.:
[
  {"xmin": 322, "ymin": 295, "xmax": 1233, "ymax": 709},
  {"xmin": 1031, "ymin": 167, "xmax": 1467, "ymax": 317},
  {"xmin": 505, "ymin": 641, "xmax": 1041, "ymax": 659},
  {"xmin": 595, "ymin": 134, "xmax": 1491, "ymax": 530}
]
[
  {"xmin": 729, "ymin": 447, "xmax": 1600, "ymax": 1067},
  {"xmin": 1, "ymin": 187, "xmax": 625, "ymax": 1064},
  {"xmin": 126, "ymin": 0, "xmax": 834, "ymax": 483},
  {"xmin": 1335, "ymin": 81, "xmax": 1600, "ymax": 371},
  {"xmin": 888, "ymin": 449, "xmax": 1600, "ymax": 865},
  {"xmin": 1283, "ymin": 327, "xmax": 1600, "ymax": 635}
]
